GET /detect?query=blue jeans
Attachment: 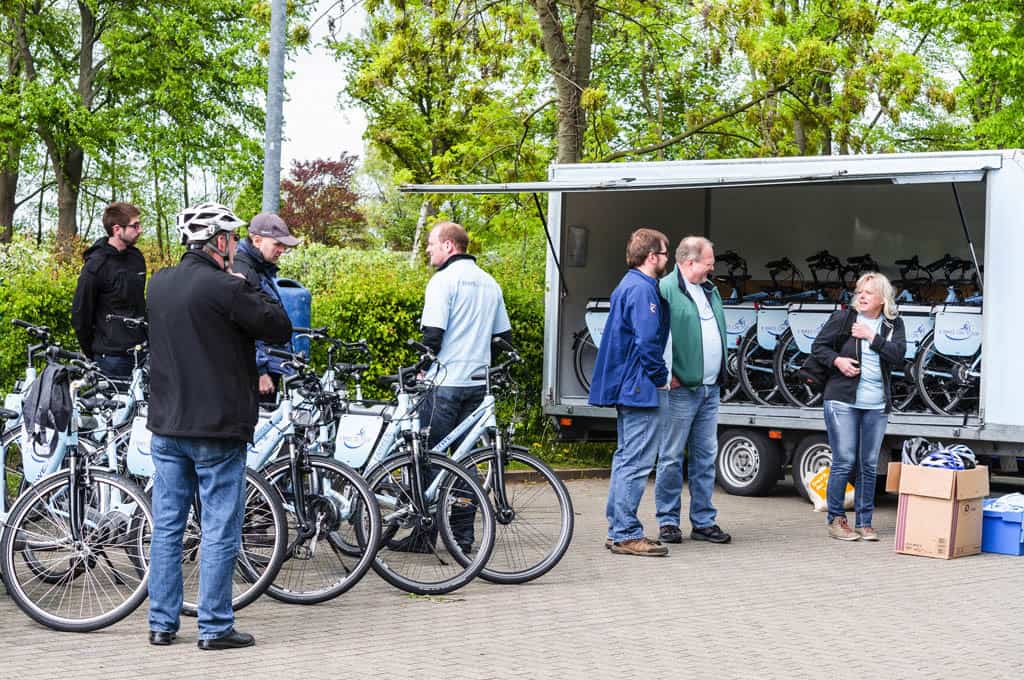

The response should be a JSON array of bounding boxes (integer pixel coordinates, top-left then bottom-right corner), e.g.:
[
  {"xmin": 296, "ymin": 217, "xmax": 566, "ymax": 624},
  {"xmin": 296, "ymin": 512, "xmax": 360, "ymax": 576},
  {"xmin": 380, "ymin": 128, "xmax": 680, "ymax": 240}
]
[
  {"xmin": 95, "ymin": 353, "xmax": 133, "ymax": 380},
  {"xmin": 148, "ymin": 434, "xmax": 246, "ymax": 640},
  {"xmin": 823, "ymin": 400, "xmax": 887, "ymax": 527},
  {"xmin": 606, "ymin": 389, "xmax": 668, "ymax": 542},
  {"xmin": 655, "ymin": 385, "xmax": 720, "ymax": 529}
]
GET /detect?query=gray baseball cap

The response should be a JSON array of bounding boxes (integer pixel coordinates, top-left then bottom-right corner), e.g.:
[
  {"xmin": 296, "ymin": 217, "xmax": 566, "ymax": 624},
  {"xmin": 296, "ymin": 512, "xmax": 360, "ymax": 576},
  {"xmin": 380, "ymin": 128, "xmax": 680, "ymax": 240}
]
[{"xmin": 249, "ymin": 212, "xmax": 300, "ymax": 247}]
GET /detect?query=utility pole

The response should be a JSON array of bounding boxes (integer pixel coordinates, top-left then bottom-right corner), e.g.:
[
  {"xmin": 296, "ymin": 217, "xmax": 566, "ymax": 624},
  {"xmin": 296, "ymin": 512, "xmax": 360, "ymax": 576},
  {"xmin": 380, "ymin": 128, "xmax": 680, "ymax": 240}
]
[{"xmin": 262, "ymin": 0, "xmax": 286, "ymax": 212}]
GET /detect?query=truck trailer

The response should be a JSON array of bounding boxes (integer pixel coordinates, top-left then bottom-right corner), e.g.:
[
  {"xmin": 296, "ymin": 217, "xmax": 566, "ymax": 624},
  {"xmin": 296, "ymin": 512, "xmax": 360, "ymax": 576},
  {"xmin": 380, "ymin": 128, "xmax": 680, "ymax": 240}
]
[{"xmin": 404, "ymin": 150, "xmax": 1023, "ymax": 497}]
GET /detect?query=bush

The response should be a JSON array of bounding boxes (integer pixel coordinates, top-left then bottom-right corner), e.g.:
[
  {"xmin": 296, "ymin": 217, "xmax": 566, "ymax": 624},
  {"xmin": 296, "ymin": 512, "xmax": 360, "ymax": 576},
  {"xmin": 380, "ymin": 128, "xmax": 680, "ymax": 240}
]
[{"xmin": 0, "ymin": 239, "xmax": 549, "ymax": 435}]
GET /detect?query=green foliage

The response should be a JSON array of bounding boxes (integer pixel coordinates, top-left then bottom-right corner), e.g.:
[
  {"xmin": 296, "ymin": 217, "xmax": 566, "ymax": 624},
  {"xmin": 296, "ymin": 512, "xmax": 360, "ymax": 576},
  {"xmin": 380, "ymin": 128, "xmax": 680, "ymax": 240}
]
[{"xmin": 0, "ymin": 246, "xmax": 78, "ymax": 393}]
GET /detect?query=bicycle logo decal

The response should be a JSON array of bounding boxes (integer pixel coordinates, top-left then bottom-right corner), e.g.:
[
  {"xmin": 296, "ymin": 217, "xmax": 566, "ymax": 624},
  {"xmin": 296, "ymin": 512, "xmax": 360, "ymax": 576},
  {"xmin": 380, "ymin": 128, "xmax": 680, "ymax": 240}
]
[
  {"xmin": 800, "ymin": 321, "xmax": 826, "ymax": 340},
  {"xmin": 727, "ymin": 317, "xmax": 750, "ymax": 334},
  {"xmin": 908, "ymin": 322, "xmax": 931, "ymax": 342},
  {"xmin": 763, "ymin": 322, "xmax": 788, "ymax": 336},
  {"xmin": 342, "ymin": 426, "xmax": 369, "ymax": 449},
  {"xmin": 942, "ymin": 322, "xmax": 980, "ymax": 342}
]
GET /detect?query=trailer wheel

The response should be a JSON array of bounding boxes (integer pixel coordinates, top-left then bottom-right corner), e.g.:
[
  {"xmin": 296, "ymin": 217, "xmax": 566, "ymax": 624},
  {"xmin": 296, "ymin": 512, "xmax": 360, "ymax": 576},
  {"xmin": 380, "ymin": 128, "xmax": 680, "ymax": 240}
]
[
  {"xmin": 716, "ymin": 429, "xmax": 781, "ymax": 496},
  {"xmin": 791, "ymin": 433, "xmax": 832, "ymax": 501}
]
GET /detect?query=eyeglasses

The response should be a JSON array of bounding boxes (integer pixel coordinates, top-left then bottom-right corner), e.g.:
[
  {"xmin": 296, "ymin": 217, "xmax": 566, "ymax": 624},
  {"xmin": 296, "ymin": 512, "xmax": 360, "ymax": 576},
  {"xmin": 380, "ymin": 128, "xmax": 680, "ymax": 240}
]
[
  {"xmin": 652, "ymin": 251, "xmax": 669, "ymax": 257},
  {"xmin": 121, "ymin": 221, "xmax": 141, "ymax": 230}
]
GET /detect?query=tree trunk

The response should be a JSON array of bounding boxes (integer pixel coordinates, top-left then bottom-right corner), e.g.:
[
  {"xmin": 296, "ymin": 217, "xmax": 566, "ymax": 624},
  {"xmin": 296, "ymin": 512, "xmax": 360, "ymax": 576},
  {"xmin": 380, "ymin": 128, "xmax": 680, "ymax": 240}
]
[
  {"xmin": 0, "ymin": 145, "xmax": 17, "ymax": 241},
  {"xmin": 529, "ymin": 0, "xmax": 596, "ymax": 164},
  {"xmin": 409, "ymin": 198, "xmax": 435, "ymax": 265}
]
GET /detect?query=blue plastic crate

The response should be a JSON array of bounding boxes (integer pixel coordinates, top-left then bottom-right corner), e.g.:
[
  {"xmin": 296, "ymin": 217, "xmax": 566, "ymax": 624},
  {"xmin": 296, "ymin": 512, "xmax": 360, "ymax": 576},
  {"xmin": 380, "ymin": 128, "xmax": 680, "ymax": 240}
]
[{"xmin": 981, "ymin": 506, "xmax": 1024, "ymax": 556}]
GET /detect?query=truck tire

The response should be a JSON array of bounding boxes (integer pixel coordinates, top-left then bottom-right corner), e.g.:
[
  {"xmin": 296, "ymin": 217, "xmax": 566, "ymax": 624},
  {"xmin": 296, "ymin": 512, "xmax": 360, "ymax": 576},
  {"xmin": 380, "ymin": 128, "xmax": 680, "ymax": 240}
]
[
  {"xmin": 716, "ymin": 428, "xmax": 781, "ymax": 496},
  {"xmin": 791, "ymin": 433, "xmax": 832, "ymax": 501}
]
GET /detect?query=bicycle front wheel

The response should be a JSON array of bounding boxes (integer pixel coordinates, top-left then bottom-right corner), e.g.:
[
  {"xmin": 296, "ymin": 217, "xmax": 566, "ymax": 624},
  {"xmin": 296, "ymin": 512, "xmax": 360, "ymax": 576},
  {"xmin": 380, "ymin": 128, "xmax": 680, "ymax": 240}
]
[
  {"xmin": 462, "ymin": 446, "xmax": 573, "ymax": 585},
  {"xmin": 2, "ymin": 425, "xmax": 25, "ymax": 511},
  {"xmin": 365, "ymin": 453, "xmax": 495, "ymax": 596},
  {"xmin": 0, "ymin": 470, "xmax": 153, "ymax": 632},
  {"xmin": 261, "ymin": 454, "xmax": 381, "ymax": 604},
  {"xmin": 180, "ymin": 468, "xmax": 287, "ymax": 615},
  {"xmin": 773, "ymin": 330, "xmax": 822, "ymax": 408}
]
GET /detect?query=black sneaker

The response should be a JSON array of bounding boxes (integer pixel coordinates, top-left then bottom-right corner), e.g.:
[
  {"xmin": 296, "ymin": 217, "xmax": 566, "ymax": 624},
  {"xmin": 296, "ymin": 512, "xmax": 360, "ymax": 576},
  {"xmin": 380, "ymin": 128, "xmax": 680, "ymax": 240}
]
[
  {"xmin": 691, "ymin": 524, "xmax": 731, "ymax": 544},
  {"xmin": 658, "ymin": 524, "xmax": 683, "ymax": 543}
]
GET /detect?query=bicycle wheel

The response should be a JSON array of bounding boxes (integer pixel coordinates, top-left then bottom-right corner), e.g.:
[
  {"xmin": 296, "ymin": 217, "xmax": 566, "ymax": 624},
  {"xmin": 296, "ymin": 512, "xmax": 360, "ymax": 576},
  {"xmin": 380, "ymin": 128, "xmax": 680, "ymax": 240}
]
[
  {"xmin": 721, "ymin": 350, "xmax": 743, "ymax": 402},
  {"xmin": 773, "ymin": 330, "xmax": 822, "ymax": 408},
  {"xmin": 364, "ymin": 452, "xmax": 495, "ymax": 596},
  {"xmin": 890, "ymin": 359, "xmax": 919, "ymax": 412},
  {"xmin": 2, "ymin": 425, "xmax": 25, "ymax": 510},
  {"xmin": 737, "ymin": 327, "xmax": 781, "ymax": 404},
  {"xmin": 180, "ymin": 468, "xmax": 287, "ymax": 615},
  {"xmin": 914, "ymin": 333, "xmax": 980, "ymax": 416},
  {"xmin": 261, "ymin": 454, "xmax": 381, "ymax": 604},
  {"xmin": 572, "ymin": 328, "xmax": 597, "ymax": 393},
  {"xmin": 0, "ymin": 470, "xmax": 152, "ymax": 632},
  {"xmin": 461, "ymin": 446, "xmax": 573, "ymax": 584}
]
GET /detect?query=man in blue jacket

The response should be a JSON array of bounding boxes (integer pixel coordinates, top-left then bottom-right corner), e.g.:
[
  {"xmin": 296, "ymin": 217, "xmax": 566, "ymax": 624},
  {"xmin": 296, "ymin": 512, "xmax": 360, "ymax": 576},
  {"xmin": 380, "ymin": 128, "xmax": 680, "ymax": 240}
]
[{"xmin": 589, "ymin": 228, "xmax": 672, "ymax": 556}]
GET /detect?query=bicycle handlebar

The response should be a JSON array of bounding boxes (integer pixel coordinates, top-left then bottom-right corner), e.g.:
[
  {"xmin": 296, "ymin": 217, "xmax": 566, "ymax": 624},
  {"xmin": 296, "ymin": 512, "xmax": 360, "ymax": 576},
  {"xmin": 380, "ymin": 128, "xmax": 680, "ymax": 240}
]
[
  {"xmin": 107, "ymin": 314, "xmax": 148, "ymax": 330},
  {"xmin": 11, "ymin": 319, "xmax": 51, "ymax": 340},
  {"xmin": 45, "ymin": 346, "xmax": 87, "ymax": 363},
  {"xmin": 0, "ymin": 408, "xmax": 17, "ymax": 420}
]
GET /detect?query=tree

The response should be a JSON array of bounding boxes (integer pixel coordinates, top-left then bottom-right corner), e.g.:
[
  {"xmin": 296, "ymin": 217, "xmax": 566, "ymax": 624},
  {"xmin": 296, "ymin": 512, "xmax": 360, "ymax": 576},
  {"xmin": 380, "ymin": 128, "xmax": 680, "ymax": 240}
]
[
  {"xmin": 278, "ymin": 155, "xmax": 367, "ymax": 247},
  {"xmin": 9, "ymin": 1, "xmax": 271, "ymax": 255}
]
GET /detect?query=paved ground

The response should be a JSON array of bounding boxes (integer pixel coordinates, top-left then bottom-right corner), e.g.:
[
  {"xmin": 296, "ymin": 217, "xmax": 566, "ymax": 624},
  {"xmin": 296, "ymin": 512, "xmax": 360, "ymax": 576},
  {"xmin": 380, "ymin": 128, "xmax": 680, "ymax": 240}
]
[{"xmin": 2, "ymin": 477, "xmax": 1023, "ymax": 680}]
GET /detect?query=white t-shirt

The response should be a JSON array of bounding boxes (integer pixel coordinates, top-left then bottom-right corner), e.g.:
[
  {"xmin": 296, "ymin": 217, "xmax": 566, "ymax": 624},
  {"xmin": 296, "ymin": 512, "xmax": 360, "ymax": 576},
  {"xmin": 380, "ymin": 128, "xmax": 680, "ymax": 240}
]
[
  {"xmin": 421, "ymin": 257, "xmax": 512, "ymax": 387},
  {"xmin": 684, "ymin": 278, "xmax": 722, "ymax": 385}
]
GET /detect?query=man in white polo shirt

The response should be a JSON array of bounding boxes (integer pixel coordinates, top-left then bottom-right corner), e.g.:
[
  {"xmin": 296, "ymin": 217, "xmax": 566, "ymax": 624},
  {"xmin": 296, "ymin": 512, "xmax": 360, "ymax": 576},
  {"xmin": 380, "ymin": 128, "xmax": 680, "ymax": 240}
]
[{"xmin": 419, "ymin": 221, "xmax": 513, "ymax": 450}]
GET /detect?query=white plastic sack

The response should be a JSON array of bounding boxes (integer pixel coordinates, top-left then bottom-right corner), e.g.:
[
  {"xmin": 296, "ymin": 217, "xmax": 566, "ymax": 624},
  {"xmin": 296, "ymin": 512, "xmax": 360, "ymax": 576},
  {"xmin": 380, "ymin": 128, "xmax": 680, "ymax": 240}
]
[{"xmin": 806, "ymin": 466, "xmax": 855, "ymax": 512}]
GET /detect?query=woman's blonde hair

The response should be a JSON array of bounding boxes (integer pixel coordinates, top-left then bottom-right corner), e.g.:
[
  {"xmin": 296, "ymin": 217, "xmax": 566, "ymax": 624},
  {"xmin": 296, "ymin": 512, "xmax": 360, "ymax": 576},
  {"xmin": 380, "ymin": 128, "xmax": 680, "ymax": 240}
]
[{"xmin": 853, "ymin": 272, "xmax": 898, "ymax": 320}]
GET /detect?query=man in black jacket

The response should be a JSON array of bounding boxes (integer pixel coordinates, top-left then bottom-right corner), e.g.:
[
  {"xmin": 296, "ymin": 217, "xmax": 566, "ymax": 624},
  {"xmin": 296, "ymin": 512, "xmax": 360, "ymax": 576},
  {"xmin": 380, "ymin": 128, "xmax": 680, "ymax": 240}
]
[
  {"xmin": 232, "ymin": 212, "xmax": 300, "ymax": 403},
  {"xmin": 145, "ymin": 203, "xmax": 292, "ymax": 651},
  {"xmin": 70, "ymin": 202, "xmax": 147, "ymax": 378}
]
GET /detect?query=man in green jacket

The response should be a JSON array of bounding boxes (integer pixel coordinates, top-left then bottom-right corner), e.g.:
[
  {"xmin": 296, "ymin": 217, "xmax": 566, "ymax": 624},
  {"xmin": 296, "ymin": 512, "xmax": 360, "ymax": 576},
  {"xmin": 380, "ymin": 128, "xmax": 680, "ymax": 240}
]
[{"xmin": 655, "ymin": 236, "xmax": 732, "ymax": 545}]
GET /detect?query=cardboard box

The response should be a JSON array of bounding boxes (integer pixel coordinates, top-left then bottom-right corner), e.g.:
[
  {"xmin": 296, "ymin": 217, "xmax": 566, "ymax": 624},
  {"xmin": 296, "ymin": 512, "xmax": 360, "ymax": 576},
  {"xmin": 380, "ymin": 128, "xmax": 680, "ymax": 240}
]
[{"xmin": 887, "ymin": 463, "xmax": 989, "ymax": 559}]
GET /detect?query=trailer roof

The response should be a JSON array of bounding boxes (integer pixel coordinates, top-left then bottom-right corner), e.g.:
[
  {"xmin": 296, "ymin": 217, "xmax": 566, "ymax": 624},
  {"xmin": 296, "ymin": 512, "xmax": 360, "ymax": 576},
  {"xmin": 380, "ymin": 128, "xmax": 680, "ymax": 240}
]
[{"xmin": 401, "ymin": 149, "xmax": 1011, "ymax": 194}]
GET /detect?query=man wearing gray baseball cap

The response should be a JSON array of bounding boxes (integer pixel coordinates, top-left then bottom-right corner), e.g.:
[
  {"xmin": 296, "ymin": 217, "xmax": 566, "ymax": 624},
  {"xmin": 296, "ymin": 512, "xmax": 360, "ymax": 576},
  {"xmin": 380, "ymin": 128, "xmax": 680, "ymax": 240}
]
[{"xmin": 234, "ymin": 212, "xmax": 302, "ymax": 401}]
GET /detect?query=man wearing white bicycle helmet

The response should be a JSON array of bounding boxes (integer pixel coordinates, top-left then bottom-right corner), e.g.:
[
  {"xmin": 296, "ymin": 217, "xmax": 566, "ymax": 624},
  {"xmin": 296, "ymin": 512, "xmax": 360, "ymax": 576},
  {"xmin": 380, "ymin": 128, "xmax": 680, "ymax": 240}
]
[{"xmin": 145, "ymin": 203, "xmax": 292, "ymax": 650}]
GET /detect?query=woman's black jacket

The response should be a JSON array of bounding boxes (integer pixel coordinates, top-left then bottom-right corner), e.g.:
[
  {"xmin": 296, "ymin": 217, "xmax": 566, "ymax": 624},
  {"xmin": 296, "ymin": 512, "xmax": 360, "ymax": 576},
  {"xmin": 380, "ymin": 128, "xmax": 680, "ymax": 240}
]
[{"xmin": 810, "ymin": 309, "xmax": 907, "ymax": 413}]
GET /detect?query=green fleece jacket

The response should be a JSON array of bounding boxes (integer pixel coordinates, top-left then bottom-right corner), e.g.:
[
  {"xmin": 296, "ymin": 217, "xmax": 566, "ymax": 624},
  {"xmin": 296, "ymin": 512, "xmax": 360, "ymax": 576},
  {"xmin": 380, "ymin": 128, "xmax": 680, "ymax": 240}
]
[{"xmin": 659, "ymin": 267, "xmax": 728, "ymax": 388}]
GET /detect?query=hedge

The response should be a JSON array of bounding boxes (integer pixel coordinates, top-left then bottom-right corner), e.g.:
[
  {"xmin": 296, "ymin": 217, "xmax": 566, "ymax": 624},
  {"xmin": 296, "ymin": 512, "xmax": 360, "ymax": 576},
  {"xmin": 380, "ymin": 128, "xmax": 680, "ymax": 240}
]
[{"xmin": 0, "ymin": 237, "xmax": 547, "ymax": 434}]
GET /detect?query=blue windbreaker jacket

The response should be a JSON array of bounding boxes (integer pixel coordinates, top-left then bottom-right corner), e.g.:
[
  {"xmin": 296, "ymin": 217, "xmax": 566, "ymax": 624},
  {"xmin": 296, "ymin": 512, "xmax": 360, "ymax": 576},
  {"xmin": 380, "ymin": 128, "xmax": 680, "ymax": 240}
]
[{"xmin": 588, "ymin": 268, "xmax": 670, "ymax": 408}]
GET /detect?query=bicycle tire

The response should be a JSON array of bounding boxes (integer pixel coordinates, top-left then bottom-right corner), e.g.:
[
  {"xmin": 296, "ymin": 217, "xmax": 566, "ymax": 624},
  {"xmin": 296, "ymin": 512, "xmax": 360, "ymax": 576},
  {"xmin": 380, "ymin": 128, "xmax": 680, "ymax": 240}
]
[
  {"xmin": 890, "ymin": 359, "xmax": 919, "ymax": 412},
  {"xmin": 179, "ymin": 468, "xmax": 287, "ymax": 615},
  {"xmin": 572, "ymin": 328, "xmax": 597, "ymax": 393},
  {"xmin": 913, "ymin": 332, "xmax": 980, "ymax": 416},
  {"xmin": 772, "ymin": 330, "xmax": 822, "ymax": 408},
  {"xmin": 0, "ymin": 469, "xmax": 153, "ymax": 632},
  {"xmin": 460, "ymin": 446, "xmax": 573, "ymax": 584},
  {"xmin": 737, "ymin": 327, "xmax": 781, "ymax": 405},
  {"xmin": 721, "ymin": 350, "xmax": 743, "ymax": 402},
  {"xmin": 260, "ymin": 454, "xmax": 381, "ymax": 604},
  {"xmin": 364, "ymin": 452, "xmax": 494, "ymax": 596},
  {"xmin": 2, "ymin": 425, "xmax": 25, "ymax": 514}
]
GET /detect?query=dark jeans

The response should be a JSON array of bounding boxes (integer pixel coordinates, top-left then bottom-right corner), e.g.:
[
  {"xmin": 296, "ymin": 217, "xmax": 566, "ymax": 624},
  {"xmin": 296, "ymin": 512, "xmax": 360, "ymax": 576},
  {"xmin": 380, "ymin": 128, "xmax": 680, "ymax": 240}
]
[
  {"xmin": 412, "ymin": 385, "xmax": 487, "ymax": 550},
  {"xmin": 95, "ymin": 353, "xmax": 133, "ymax": 380}
]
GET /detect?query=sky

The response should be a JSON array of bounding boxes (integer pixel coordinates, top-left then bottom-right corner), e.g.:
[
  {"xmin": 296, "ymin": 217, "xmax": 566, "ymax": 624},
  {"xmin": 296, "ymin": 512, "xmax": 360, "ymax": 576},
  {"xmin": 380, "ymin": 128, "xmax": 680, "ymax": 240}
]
[{"xmin": 280, "ymin": 1, "xmax": 368, "ymax": 168}]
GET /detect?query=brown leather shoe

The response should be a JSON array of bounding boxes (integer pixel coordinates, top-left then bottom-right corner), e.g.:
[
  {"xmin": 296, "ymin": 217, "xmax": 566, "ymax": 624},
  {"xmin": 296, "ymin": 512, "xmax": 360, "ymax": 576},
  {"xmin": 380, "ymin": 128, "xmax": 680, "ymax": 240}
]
[
  {"xmin": 828, "ymin": 517, "xmax": 860, "ymax": 541},
  {"xmin": 610, "ymin": 538, "xmax": 669, "ymax": 556},
  {"xmin": 856, "ymin": 526, "xmax": 878, "ymax": 541}
]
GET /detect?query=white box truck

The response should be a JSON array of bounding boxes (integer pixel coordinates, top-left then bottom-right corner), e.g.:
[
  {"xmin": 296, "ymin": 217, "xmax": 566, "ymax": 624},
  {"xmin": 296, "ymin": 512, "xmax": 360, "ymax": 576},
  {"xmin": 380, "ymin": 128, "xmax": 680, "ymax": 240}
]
[{"xmin": 404, "ymin": 150, "xmax": 1024, "ymax": 497}]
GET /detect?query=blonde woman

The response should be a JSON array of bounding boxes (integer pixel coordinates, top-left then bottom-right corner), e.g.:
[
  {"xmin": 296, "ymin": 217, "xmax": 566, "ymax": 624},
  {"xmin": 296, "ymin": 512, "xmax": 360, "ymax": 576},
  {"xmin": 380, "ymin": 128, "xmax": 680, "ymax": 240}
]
[{"xmin": 811, "ymin": 272, "xmax": 907, "ymax": 541}]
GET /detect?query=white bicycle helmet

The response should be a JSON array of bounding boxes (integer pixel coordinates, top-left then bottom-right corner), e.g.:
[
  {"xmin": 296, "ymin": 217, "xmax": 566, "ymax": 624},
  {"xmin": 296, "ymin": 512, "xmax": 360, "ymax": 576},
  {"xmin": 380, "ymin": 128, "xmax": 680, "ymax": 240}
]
[{"xmin": 175, "ymin": 202, "xmax": 245, "ymax": 246}]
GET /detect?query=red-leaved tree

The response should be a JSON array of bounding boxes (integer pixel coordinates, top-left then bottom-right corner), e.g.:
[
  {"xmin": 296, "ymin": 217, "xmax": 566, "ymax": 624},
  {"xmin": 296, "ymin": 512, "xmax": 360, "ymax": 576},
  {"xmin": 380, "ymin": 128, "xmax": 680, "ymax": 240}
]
[{"xmin": 279, "ymin": 154, "xmax": 367, "ymax": 246}]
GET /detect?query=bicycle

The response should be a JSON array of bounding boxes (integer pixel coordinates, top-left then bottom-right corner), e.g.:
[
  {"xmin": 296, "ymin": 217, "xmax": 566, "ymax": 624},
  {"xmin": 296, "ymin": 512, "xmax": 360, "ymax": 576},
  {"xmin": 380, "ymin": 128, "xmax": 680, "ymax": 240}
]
[
  {"xmin": 913, "ymin": 255, "xmax": 983, "ymax": 416},
  {"xmin": 330, "ymin": 341, "xmax": 497, "ymax": 595},
  {"xmin": 0, "ymin": 347, "xmax": 154, "ymax": 632},
  {"xmin": 250, "ymin": 347, "xmax": 383, "ymax": 605}
]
